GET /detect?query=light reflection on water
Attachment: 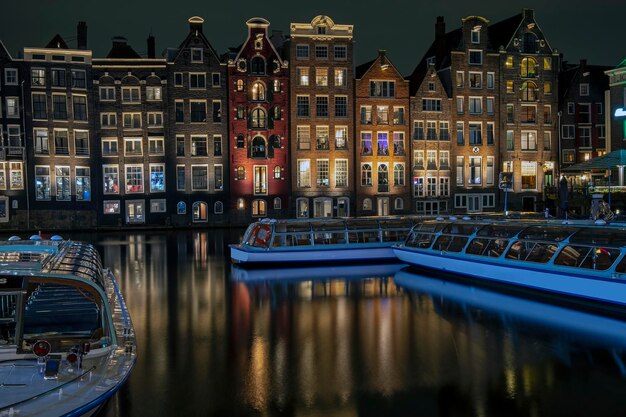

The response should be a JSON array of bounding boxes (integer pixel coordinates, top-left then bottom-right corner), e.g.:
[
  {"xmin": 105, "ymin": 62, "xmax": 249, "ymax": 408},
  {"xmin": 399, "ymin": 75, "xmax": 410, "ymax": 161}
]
[{"xmin": 88, "ymin": 230, "xmax": 626, "ymax": 417}]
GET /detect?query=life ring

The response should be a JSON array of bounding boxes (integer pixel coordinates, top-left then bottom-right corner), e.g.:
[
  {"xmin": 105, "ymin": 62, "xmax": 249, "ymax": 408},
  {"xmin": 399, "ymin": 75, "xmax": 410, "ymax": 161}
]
[{"xmin": 254, "ymin": 225, "xmax": 271, "ymax": 246}]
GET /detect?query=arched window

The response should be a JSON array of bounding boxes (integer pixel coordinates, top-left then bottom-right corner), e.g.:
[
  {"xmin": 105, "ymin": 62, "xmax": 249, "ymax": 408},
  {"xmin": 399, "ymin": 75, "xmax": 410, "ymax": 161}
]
[
  {"xmin": 394, "ymin": 164, "xmax": 405, "ymax": 186},
  {"xmin": 251, "ymin": 108, "xmax": 266, "ymax": 128},
  {"xmin": 252, "ymin": 136, "xmax": 266, "ymax": 158},
  {"xmin": 363, "ymin": 198, "xmax": 372, "ymax": 211},
  {"xmin": 237, "ymin": 198, "xmax": 245, "ymax": 210},
  {"xmin": 236, "ymin": 79, "xmax": 244, "ymax": 91},
  {"xmin": 522, "ymin": 32, "xmax": 538, "ymax": 54},
  {"xmin": 378, "ymin": 163, "xmax": 389, "ymax": 190},
  {"xmin": 394, "ymin": 197, "xmax": 404, "ymax": 210},
  {"xmin": 236, "ymin": 134, "xmax": 245, "ymax": 148},
  {"xmin": 236, "ymin": 166, "xmax": 245, "ymax": 180},
  {"xmin": 273, "ymin": 106, "xmax": 281, "ymax": 120},
  {"xmin": 273, "ymin": 197, "xmax": 281, "ymax": 209},
  {"xmin": 361, "ymin": 163, "xmax": 372, "ymax": 186},
  {"xmin": 251, "ymin": 57, "xmax": 265, "ymax": 75},
  {"xmin": 177, "ymin": 201, "xmax": 186, "ymax": 215},
  {"xmin": 251, "ymin": 82, "xmax": 265, "ymax": 101},
  {"xmin": 214, "ymin": 201, "xmax": 224, "ymax": 214},
  {"xmin": 270, "ymin": 134, "xmax": 281, "ymax": 148},
  {"xmin": 520, "ymin": 57, "xmax": 537, "ymax": 78},
  {"xmin": 273, "ymin": 80, "xmax": 281, "ymax": 92},
  {"xmin": 273, "ymin": 166, "xmax": 281, "ymax": 179},
  {"xmin": 521, "ymin": 81, "xmax": 537, "ymax": 101},
  {"xmin": 192, "ymin": 201, "xmax": 208, "ymax": 222},
  {"xmin": 252, "ymin": 199, "xmax": 266, "ymax": 217}
]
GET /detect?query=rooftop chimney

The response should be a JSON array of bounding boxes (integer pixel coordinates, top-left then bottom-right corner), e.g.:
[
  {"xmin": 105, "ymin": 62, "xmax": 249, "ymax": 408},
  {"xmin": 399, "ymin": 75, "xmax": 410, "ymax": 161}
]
[
  {"xmin": 147, "ymin": 34, "xmax": 156, "ymax": 58},
  {"xmin": 77, "ymin": 21, "xmax": 88, "ymax": 50},
  {"xmin": 188, "ymin": 16, "xmax": 204, "ymax": 34}
]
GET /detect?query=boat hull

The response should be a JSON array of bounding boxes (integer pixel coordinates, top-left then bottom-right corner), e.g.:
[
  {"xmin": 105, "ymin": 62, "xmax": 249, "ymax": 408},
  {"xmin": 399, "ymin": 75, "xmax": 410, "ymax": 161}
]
[
  {"xmin": 230, "ymin": 244, "xmax": 398, "ymax": 265},
  {"xmin": 393, "ymin": 246, "xmax": 626, "ymax": 315}
]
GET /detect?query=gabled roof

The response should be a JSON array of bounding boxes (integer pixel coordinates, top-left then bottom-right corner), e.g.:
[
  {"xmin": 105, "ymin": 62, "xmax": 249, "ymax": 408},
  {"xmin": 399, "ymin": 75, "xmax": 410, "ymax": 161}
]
[
  {"xmin": 230, "ymin": 18, "xmax": 286, "ymax": 66},
  {"xmin": 487, "ymin": 13, "xmax": 523, "ymax": 50},
  {"xmin": 168, "ymin": 27, "xmax": 221, "ymax": 64},
  {"xmin": 106, "ymin": 37, "xmax": 140, "ymax": 59},
  {"xmin": 45, "ymin": 34, "xmax": 69, "ymax": 49},
  {"xmin": 407, "ymin": 27, "xmax": 460, "ymax": 96},
  {"xmin": 355, "ymin": 58, "xmax": 376, "ymax": 79},
  {"xmin": 356, "ymin": 51, "xmax": 405, "ymax": 82},
  {"xmin": 0, "ymin": 40, "xmax": 13, "ymax": 60},
  {"xmin": 559, "ymin": 62, "xmax": 611, "ymax": 101}
]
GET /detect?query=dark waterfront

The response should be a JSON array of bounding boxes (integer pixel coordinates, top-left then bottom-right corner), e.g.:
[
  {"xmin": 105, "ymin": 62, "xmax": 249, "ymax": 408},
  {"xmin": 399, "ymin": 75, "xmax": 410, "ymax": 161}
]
[{"xmin": 64, "ymin": 230, "xmax": 626, "ymax": 417}]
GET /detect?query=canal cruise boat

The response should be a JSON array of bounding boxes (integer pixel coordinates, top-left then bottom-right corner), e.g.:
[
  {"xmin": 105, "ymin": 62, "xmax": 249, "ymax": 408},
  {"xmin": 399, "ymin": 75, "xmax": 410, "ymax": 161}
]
[
  {"xmin": 393, "ymin": 218, "xmax": 626, "ymax": 315},
  {"xmin": 0, "ymin": 236, "xmax": 136, "ymax": 416},
  {"xmin": 230, "ymin": 217, "xmax": 419, "ymax": 265}
]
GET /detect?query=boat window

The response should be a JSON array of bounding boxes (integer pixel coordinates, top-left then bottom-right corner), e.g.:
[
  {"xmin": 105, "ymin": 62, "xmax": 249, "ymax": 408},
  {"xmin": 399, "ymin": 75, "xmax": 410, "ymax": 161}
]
[
  {"xmin": 311, "ymin": 221, "xmax": 346, "ymax": 232},
  {"xmin": 346, "ymin": 220, "xmax": 379, "ymax": 230},
  {"xmin": 22, "ymin": 281, "xmax": 102, "ymax": 342},
  {"xmin": 615, "ymin": 256, "xmax": 626, "ymax": 273},
  {"xmin": 0, "ymin": 293, "xmax": 18, "ymax": 347},
  {"xmin": 414, "ymin": 222, "xmax": 447, "ymax": 233},
  {"xmin": 570, "ymin": 228, "xmax": 626, "ymax": 247},
  {"xmin": 406, "ymin": 231, "xmax": 436, "ymax": 249},
  {"xmin": 505, "ymin": 240, "xmax": 535, "ymax": 261},
  {"xmin": 518, "ymin": 226, "xmax": 577, "ymax": 242},
  {"xmin": 283, "ymin": 223, "xmax": 312, "ymax": 233},
  {"xmin": 555, "ymin": 245, "xmax": 620, "ymax": 270},
  {"xmin": 442, "ymin": 223, "xmax": 480, "ymax": 236},
  {"xmin": 281, "ymin": 233, "xmax": 312, "ymax": 246},
  {"xmin": 347, "ymin": 230, "xmax": 380, "ymax": 244},
  {"xmin": 524, "ymin": 243, "xmax": 558, "ymax": 263},
  {"xmin": 448, "ymin": 236, "xmax": 468, "ymax": 252},
  {"xmin": 476, "ymin": 225, "xmax": 524, "ymax": 238},
  {"xmin": 314, "ymin": 231, "xmax": 347, "ymax": 245}
]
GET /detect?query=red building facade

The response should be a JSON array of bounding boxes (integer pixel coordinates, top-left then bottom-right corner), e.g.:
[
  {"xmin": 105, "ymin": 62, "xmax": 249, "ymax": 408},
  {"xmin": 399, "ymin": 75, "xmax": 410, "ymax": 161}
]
[{"xmin": 228, "ymin": 18, "xmax": 289, "ymax": 219}]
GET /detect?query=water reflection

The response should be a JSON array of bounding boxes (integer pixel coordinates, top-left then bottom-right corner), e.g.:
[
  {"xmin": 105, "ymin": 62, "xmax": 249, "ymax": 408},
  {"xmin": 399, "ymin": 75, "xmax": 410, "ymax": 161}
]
[{"xmin": 95, "ymin": 231, "xmax": 626, "ymax": 417}]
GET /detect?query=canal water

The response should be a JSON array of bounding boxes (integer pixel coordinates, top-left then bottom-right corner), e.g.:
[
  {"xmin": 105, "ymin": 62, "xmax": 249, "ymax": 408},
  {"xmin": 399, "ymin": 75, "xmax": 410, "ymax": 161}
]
[{"xmin": 72, "ymin": 230, "xmax": 626, "ymax": 417}]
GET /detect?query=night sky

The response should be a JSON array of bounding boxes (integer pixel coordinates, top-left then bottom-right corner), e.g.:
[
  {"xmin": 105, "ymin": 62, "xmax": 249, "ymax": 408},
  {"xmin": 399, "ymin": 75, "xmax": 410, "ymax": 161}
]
[{"xmin": 1, "ymin": 0, "xmax": 623, "ymax": 74}]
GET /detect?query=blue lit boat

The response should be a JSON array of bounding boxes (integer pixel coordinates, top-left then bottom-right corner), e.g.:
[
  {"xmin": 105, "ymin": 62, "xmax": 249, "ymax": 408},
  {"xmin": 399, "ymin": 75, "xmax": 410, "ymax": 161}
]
[
  {"xmin": 230, "ymin": 217, "xmax": 418, "ymax": 265},
  {"xmin": 231, "ymin": 262, "xmax": 406, "ymax": 282},
  {"xmin": 393, "ymin": 218, "xmax": 626, "ymax": 315},
  {"xmin": 394, "ymin": 269, "xmax": 626, "ymax": 348},
  {"xmin": 0, "ymin": 236, "xmax": 136, "ymax": 416}
]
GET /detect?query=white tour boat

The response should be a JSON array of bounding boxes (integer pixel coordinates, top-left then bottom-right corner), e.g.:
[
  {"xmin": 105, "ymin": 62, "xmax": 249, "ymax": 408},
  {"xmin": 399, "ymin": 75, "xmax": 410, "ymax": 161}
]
[
  {"xmin": 231, "ymin": 262, "xmax": 406, "ymax": 282},
  {"xmin": 0, "ymin": 236, "xmax": 136, "ymax": 416},
  {"xmin": 393, "ymin": 218, "xmax": 626, "ymax": 315},
  {"xmin": 230, "ymin": 217, "xmax": 418, "ymax": 265}
]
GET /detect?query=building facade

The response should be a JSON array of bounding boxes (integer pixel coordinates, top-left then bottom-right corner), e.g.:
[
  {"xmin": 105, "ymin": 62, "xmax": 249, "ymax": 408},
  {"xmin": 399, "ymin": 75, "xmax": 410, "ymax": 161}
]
[
  {"xmin": 93, "ymin": 37, "xmax": 169, "ymax": 226},
  {"xmin": 227, "ymin": 18, "xmax": 289, "ymax": 221},
  {"xmin": 605, "ymin": 60, "xmax": 626, "ymax": 153},
  {"xmin": 289, "ymin": 15, "xmax": 354, "ymax": 218},
  {"xmin": 0, "ymin": 41, "xmax": 25, "ymax": 228},
  {"xmin": 355, "ymin": 50, "xmax": 410, "ymax": 216},
  {"xmin": 560, "ymin": 60, "xmax": 610, "ymax": 176},
  {"xmin": 497, "ymin": 9, "xmax": 560, "ymax": 212},
  {"xmin": 166, "ymin": 17, "xmax": 229, "ymax": 226}
]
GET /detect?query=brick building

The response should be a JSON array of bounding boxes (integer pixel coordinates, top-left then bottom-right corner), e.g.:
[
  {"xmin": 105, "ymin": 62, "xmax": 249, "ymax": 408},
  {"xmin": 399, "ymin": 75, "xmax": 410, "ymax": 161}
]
[
  {"xmin": 166, "ymin": 17, "xmax": 228, "ymax": 226},
  {"xmin": 408, "ymin": 58, "xmax": 454, "ymax": 215},
  {"xmin": 93, "ymin": 37, "xmax": 169, "ymax": 226},
  {"xmin": 559, "ymin": 60, "xmax": 610, "ymax": 174},
  {"xmin": 605, "ymin": 60, "xmax": 626, "ymax": 154},
  {"xmin": 0, "ymin": 41, "xmax": 25, "ymax": 227},
  {"xmin": 410, "ymin": 9, "xmax": 560, "ymax": 214},
  {"xmin": 355, "ymin": 50, "xmax": 410, "ymax": 216},
  {"xmin": 227, "ymin": 18, "xmax": 289, "ymax": 221},
  {"xmin": 497, "ymin": 9, "xmax": 560, "ymax": 212},
  {"xmin": 289, "ymin": 15, "xmax": 354, "ymax": 218}
]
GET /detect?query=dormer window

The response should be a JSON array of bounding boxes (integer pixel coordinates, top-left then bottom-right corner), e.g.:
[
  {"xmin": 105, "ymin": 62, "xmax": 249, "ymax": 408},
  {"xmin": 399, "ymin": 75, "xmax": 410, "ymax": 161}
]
[
  {"xmin": 471, "ymin": 28, "xmax": 480, "ymax": 44},
  {"xmin": 317, "ymin": 26, "xmax": 326, "ymax": 35},
  {"xmin": 254, "ymin": 34, "xmax": 263, "ymax": 50}
]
